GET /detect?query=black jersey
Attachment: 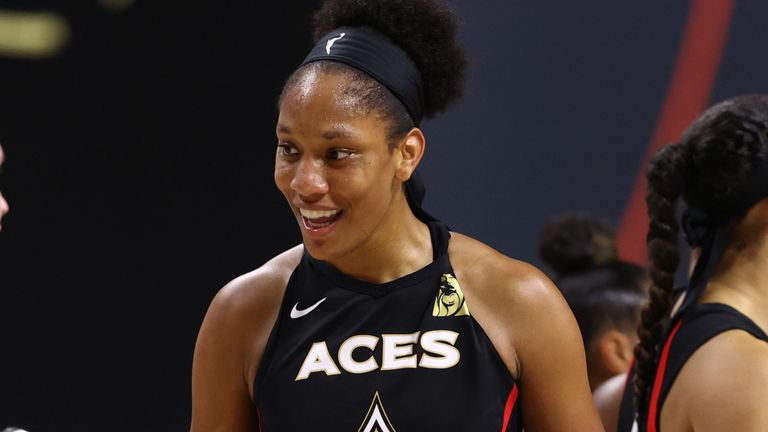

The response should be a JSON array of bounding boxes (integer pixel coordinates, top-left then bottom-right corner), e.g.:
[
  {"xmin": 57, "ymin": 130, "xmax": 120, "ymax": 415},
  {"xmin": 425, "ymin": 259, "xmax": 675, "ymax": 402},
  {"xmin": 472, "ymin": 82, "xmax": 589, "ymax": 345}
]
[
  {"xmin": 254, "ymin": 221, "xmax": 522, "ymax": 431},
  {"xmin": 616, "ymin": 303, "xmax": 768, "ymax": 432}
]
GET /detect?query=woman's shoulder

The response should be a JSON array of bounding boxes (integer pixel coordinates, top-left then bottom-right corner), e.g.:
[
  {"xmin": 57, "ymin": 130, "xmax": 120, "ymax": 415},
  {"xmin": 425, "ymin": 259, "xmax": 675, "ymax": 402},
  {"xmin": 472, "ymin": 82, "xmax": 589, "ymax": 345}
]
[
  {"xmin": 448, "ymin": 231, "xmax": 560, "ymax": 305},
  {"xmin": 211, "ymin": 244, "xmax": 304, "ymax": 315},
  {"xmin": 448, "ymin": 231, "xmax": 576, "ymax": 378},
  {"xmin": 672, "ymin": 329, "xmax": 768, "ymax": 404},
  {"xmin": 669, "ymin": 328, "xmax": 768, "ymax": 428},
  {"xmin": 206, "ymin": 245, "xmax": 303, "ymax": 331}
]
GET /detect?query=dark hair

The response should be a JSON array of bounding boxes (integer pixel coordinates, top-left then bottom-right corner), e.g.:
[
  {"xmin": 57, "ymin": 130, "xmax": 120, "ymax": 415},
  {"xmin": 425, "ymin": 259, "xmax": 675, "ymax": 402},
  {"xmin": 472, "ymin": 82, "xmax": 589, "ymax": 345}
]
[
  {"xmin": 539, "ymin": 213, "xmax": 647, "ymax": 354},
  {"xmin": 279, "ymin": 0, "xmax": 468, "ymax": 142},
  {"xmin": 634, "ymin": 94, "xmax": 768, "ymax": 414}
]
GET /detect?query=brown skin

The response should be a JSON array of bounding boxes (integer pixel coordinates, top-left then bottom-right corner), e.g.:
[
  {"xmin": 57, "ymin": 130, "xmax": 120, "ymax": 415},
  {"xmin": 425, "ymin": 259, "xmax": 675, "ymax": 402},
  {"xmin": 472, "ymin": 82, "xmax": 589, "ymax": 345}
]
[
  {"xmin": 587, "ymin": 329, "xmax": 637, "ymax": 391},
  {"xmin": 190, "ymin": 69, "xmax": 604, "ymax": 431},
  {"xmin": 661, "ymin": 330, "xmax": 768, "ymax": 432},
  {"xmin": 658, "ymin": 198, "xmax": 768, "ymax": 432},
  {"xmin": 0, "ymin": 145, "xmax": 9, "ymax": 231}
]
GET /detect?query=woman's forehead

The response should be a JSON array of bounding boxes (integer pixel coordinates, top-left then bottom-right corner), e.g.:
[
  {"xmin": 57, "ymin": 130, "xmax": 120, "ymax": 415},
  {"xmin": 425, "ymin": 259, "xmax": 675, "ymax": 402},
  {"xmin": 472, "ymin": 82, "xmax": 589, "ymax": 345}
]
[
  {"xmin": 287, "ymin": 68, "xmax": 361, "ymax": 104},
  {"xmin": 281, "ymin": 74, "xmax": 371, "ymax": 120}
]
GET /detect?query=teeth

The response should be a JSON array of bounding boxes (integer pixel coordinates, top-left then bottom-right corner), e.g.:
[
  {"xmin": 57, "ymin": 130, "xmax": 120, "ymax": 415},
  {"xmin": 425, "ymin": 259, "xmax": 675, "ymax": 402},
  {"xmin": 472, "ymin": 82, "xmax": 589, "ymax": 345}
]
[{"xmin": 299, "ymin": 208, "xmax": 341, "ymax": 219}]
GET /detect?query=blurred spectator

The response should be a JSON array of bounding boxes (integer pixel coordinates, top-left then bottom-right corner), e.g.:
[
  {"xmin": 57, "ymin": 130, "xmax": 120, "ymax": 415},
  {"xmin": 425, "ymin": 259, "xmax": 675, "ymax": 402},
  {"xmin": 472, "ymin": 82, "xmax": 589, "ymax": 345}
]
[{"xmin": 538, "ymin": 213, "xmax": 647, "ymax": 390}]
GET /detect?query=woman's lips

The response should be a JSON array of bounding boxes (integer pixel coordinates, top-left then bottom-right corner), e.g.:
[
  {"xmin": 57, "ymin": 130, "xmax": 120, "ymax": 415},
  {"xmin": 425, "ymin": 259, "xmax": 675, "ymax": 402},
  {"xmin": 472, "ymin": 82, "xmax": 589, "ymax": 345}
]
[{"xmin": 299, "ymin": 208, "xmax": 343, "ymax": 234}]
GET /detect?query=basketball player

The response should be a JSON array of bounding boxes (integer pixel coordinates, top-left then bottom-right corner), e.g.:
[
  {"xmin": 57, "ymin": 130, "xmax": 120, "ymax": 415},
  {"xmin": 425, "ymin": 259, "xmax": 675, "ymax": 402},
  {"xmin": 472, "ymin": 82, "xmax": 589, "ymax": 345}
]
[
  {"xmin": 538, "ymin": 214, "xmax": 646, "ymax": 391},
  {"xmin": 609, "ymin": 95, "xmax": 768, "ymax": 432},
  {"xmin": 0, "ymin": 144, "xmax": 9, "ymax": 232},
  {"xmin": 191, "ymin": 0, "xmax": 602, "ymax": 430}
]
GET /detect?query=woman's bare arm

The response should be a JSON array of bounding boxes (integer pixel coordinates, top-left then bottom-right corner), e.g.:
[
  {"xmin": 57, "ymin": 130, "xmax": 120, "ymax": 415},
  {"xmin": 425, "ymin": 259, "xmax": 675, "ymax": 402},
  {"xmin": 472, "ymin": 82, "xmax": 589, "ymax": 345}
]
[{"xmin": 190, "ymin": 246, "xmax": 301, "ymax": 432}]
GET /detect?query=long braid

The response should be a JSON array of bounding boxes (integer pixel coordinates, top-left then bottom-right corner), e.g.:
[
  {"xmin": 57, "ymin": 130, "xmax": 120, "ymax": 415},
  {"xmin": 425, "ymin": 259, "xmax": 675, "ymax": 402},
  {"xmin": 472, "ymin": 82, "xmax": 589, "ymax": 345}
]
[
  {"xmin": 633, "ymin": 94, "xmax": 768, "ymax": 417},
  {"xmin": 633, "ymin": 142, "xmax": 688, "ymax": 414}
]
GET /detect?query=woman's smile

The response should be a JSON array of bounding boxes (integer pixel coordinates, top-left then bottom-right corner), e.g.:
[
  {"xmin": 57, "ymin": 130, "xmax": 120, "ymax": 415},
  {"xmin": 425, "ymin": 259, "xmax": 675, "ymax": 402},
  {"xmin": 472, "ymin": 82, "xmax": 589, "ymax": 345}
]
[{"xmin": 299, "ymin": 207, "xmax": 343, "ymax": 236}]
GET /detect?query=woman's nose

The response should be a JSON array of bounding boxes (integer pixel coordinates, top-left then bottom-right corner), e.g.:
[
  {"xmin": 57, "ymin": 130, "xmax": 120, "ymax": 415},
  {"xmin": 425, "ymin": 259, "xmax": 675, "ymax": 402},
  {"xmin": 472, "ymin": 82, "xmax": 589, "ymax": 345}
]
[{"xmin": 290, "ymin": 159, "xmax": 329, "ymax": 200}]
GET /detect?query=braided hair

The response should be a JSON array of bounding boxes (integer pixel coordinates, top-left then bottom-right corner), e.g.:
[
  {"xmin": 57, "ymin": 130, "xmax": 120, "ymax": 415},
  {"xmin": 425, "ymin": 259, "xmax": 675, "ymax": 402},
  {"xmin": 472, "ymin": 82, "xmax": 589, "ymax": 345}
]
[{"xmin": 634, "ymin": 94, "xmax": 768, "ymax": 414}]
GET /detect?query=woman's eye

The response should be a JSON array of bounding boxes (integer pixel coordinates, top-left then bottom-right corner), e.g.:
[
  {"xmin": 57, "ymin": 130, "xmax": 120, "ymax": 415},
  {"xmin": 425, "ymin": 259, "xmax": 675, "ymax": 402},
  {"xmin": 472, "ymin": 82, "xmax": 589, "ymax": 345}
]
[
  {"xmin": 277, "ymin": 143, "xmax": 299, "ymax": 156},
  {"xmin": 327, "ymin": 149, "xmax": 353, "ymax": 160}
]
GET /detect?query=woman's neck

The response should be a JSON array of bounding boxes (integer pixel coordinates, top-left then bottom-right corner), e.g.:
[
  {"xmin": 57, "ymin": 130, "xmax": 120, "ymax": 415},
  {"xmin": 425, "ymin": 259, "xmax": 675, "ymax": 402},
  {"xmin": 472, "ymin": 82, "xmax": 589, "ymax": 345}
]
[
  {"xmin": 327, "ymin": 193, "xmax": 433, "ymax": 284},
  {"xmin": 702, "ymin": 234, "xmax": 768, "ymax": 333}
]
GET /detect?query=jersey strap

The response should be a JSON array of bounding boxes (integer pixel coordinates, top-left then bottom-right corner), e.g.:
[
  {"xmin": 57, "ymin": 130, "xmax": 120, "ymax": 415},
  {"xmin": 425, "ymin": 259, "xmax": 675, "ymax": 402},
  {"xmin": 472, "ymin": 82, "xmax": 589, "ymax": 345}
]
[{"xmin": 644, "ymin": 303, "xmax": 768, "ymax": 432}]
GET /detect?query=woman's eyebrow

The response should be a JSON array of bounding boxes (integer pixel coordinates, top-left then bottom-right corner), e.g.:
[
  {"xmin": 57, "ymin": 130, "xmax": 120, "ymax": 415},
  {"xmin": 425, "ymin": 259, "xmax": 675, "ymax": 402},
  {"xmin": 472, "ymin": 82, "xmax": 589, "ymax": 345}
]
[
  {"xmin": 276, "ymin": 124, "xmax": 358, "ymax": 140},
  {"xmin": 321, "ymin": 129, "xmax": 355, "ymax": 140}
]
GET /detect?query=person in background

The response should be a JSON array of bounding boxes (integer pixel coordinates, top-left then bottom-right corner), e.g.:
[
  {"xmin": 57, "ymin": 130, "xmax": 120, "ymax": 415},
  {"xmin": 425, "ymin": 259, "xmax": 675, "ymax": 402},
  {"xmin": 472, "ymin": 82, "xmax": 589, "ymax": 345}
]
[{"xmin": 538, "ymin": 213, "xmax": 647, "ymax": 391}]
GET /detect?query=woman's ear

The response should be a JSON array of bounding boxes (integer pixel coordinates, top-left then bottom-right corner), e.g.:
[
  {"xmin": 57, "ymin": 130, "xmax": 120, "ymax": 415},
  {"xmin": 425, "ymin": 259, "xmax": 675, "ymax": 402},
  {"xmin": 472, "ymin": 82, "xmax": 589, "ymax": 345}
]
[
  {"xmin": 395, "ymin": 128, "xmax": 426, "ymax": 182},
  {"xmin": 597, "ymin": 330, "xmax": 636, "ymax": 376}
]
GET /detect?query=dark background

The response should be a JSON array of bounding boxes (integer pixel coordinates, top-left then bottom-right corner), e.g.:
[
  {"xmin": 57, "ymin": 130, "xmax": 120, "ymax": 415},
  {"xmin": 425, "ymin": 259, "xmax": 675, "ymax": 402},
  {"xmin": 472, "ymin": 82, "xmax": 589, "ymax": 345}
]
[{"xmin": 0, "ymin": 1, "xmax": 766, "ymax": 430}]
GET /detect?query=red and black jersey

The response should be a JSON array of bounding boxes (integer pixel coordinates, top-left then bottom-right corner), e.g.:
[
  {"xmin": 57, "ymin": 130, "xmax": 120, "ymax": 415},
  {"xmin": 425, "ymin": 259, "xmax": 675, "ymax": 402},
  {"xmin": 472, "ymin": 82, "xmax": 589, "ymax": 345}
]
[
  {"xmin": 254, "ymin": 221, "xmax": 522, "ymax": 431},
  {"xmin": 617, "ymin": 303, "xmax": 768, "ymax": 432}
]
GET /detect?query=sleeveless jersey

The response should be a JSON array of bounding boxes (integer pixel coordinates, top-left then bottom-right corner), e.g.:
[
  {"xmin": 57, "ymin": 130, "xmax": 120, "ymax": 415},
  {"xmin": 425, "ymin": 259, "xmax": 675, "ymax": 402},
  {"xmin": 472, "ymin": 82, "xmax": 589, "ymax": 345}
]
[
  {"xmin": 616, "ymin": 303, "xmax": 768, "ymax": 432},
  {"xmin": 254, "ymin": 221, "xmax": 522, "ymax": 431}
]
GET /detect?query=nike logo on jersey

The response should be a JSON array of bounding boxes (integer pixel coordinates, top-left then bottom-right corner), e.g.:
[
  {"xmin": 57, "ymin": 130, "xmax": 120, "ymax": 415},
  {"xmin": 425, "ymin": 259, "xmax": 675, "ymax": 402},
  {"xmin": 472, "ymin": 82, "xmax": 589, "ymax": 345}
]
[{"xmin": 290, "ymin": 297, "xmax": 327, "ymax": 319}]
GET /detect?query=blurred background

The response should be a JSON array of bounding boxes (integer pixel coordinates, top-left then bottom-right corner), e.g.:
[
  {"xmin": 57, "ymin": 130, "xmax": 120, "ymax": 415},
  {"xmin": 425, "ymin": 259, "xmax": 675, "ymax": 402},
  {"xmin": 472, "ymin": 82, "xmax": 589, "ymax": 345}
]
[{"xmin": 0, "ymin": 0, "xmax": 766, "ymax": 430}]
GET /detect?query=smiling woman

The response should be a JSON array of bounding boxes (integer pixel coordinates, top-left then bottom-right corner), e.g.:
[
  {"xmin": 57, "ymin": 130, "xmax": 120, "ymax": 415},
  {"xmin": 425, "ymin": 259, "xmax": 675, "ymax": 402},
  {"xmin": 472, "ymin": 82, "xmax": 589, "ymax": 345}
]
[
  {"xmin": 273, "ymin": 70, "xmax": 425, "ymax": 270},
  {"xmin": 190, "ymin": 0, "xmax": 603, "ymax": 431}
]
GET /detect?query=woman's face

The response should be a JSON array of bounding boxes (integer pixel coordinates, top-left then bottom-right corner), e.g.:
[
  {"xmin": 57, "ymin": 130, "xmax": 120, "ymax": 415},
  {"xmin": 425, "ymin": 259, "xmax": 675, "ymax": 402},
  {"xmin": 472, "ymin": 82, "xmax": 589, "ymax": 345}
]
[
  {"xmin": 0, "ymin": 145, "xmax": 8, "ymax": 232},
  {"xmin": 274, "ymin": 70, "xmax": 403, "ymax": 261}
]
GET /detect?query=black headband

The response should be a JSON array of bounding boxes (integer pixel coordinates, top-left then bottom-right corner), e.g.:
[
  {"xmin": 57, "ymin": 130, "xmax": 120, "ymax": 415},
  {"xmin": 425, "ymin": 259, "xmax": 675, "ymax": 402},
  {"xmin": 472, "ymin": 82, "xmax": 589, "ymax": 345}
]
[
  {"xmin": 675, "ymin": 155, "xmax": 768, "ymax": 317},
  {"xmin": 300, "ymin": 27, "xmax": 425, "ymax": 125}
]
